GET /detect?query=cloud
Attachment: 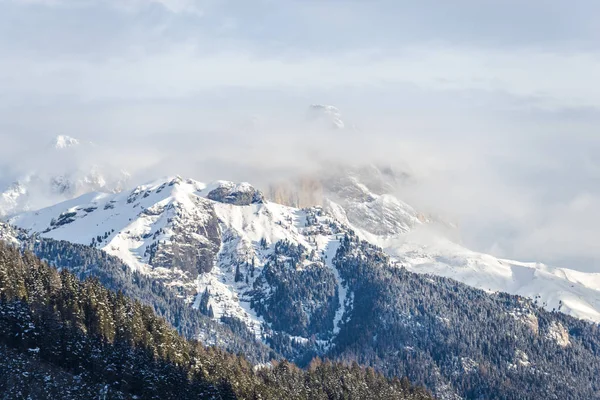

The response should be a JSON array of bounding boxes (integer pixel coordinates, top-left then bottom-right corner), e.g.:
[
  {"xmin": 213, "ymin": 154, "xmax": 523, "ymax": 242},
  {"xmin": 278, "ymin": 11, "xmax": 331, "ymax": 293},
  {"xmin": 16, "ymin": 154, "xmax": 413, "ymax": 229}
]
[
  {"xmin": 114, "ymin": 0, "xmax": 207, "ymax": 15},
  {"xmin": 2, "ymin": 0, "xmax": 600, "ymax": 108},
  {"xmin": 2, "ymin": 44, "xmax": 600, "ymax": 111},
  {"xmin": 2, "ymin": 0, "xmax": 600, "ymax": 273},
  {"xmin": 2, "ymin": 0, "xmax": 204, "ymax": 12}
]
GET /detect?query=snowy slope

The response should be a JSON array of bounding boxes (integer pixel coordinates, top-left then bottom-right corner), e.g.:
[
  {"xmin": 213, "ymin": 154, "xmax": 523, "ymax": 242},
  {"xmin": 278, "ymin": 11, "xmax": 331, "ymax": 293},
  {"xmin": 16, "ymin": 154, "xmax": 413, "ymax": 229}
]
[
  {"xmin": 321, "ymin": 167, "xmax": 425, "ymax": 236},
  {"xmin": 387, "ymin": 235, "xmax": 600, "ymax": 322},
  {"xmin": 9, "ymin": 176, "xmax": 353, "ymax": 343}
]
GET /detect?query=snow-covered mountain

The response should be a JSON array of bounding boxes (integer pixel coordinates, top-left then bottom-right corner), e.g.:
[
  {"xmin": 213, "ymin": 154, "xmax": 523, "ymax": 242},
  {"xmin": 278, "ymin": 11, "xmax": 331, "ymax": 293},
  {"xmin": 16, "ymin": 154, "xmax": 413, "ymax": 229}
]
[
  {"xmin": 53, "ymin": 134, "xmax": 80, "ymax": 149},
  {"xmin": 9, "ymin": 177, "xmax": 352, "ymax": 343},
  {"xmin": 0, "ymin": 135, "xmax": 130, "ymax": 217},
  {"xmin": 8, "ymin": 170, "xmax": 600, "ymax": 328},
  {"xmin": 307, "ymin": 104, "xmax": 346, "ymax": 129}
]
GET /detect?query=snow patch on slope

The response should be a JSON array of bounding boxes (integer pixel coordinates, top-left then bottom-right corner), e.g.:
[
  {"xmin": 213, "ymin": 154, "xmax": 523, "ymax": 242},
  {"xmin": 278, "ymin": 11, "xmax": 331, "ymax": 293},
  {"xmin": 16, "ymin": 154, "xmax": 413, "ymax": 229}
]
[{"xmin": 323, "ymin": 238, "xmax": 349, "ymax": 335}]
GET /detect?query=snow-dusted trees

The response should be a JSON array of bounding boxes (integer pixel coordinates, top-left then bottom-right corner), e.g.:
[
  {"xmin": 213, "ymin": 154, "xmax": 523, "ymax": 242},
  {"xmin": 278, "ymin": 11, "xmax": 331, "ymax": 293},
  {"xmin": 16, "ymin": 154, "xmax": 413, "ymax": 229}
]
[
  {"xmin": 330, "ymin": 231, "xmax": 600, "ymax": 399},
  {"xmin": 0, "ymin": 241, "xmax": 433, "ymax": 400},
  {"xmin": 251, "ymin": 239, "xmax": 338, "ymax": 338}
]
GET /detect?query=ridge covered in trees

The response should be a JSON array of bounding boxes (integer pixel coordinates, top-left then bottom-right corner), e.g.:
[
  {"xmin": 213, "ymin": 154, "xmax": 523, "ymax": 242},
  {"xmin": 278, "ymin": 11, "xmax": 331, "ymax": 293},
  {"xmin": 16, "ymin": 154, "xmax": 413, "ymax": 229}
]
[
  {"xmin": 0, "ymin": 240, "xmax": 433, "ymax": 399},
  {"xmin": 327, "ymin": 233, "xmax": 600, "ymax": 399}
]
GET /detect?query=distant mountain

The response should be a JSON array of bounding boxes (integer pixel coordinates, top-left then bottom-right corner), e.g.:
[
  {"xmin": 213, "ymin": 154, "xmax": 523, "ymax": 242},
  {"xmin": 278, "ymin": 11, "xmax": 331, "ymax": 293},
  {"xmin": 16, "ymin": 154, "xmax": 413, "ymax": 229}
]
[
  {"xmin": 308, "ymin": 104, "xmax": 346, "ymax": 129},
  {"xmin": 53, "ymin": 134, "xmax": 80, "ymax": 149},
  {"xmin": 0, "ymin": 135, "xmax": 129, "ymax": 218}
]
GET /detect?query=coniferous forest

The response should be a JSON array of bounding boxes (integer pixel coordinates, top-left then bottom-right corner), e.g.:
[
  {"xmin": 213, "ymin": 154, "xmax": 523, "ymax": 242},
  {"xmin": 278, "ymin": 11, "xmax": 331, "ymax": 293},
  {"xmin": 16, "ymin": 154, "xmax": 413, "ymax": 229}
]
[
  {"xmin": 0, "ymin": 240, "xmax": 433, "ymax": 399},
  {"xmin": 329, "ymin": 233, "xmax": 600, "ymax": 399},
  {"xmin": 4, "ymin": 223, "xmax": 600, "ymax": 399}
]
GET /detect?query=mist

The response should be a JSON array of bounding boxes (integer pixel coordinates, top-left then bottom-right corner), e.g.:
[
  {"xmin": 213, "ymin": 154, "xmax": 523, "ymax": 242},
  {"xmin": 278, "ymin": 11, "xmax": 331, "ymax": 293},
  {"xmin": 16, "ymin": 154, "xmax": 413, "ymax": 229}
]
[{"xmin": 2, "ymin": 0, "xmax": 600, "ymax": 272}]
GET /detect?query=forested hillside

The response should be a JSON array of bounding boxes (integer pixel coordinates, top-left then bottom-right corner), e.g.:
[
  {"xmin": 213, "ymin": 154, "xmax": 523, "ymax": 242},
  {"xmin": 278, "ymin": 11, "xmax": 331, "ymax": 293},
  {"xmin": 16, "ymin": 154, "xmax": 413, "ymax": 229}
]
[
  {"xmin": 0, "ymin": 240, "xmax": 433, "ymax": 399},
  {"xmin": 4, "ymin": 220, "xmax": 600, "ymax": 398},
  {"xmin": 327, "ymin": 233, "xmax": 600, "ymax": 399},
  {"xmin": 25, "ymin": 235, "xmax": 276, "ymax": 364}
]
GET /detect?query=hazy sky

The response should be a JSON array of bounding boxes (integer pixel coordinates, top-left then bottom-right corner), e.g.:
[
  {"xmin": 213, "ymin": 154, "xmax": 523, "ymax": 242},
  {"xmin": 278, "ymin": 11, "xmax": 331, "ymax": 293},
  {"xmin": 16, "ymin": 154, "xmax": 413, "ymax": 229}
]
[{"xmin": 2, "ymin": 0, "xmax": 600, "ymax": 271}]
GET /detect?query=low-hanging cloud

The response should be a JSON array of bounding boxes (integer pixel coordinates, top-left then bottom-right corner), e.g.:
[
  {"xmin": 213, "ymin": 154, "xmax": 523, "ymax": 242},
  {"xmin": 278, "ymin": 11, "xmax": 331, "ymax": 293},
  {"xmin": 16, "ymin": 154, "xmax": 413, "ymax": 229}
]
[{"xmin": 2, "ymin": 0, "xmax": 600, "ymax": 272}]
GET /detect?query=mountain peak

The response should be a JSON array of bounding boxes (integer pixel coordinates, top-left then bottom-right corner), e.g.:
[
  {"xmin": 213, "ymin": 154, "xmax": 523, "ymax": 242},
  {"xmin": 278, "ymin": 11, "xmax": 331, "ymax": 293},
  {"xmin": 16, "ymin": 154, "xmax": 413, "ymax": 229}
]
[
  {"xmin": 308, "ymin": 104, "xmax": 345, "ymax": 129},
  {"xmin": 53, "ymin": 135, "xmax": 80, "ymax": 149},
  {"xmin": 206, "ymin": 180, "xmax": 265, "ymax": 205}
]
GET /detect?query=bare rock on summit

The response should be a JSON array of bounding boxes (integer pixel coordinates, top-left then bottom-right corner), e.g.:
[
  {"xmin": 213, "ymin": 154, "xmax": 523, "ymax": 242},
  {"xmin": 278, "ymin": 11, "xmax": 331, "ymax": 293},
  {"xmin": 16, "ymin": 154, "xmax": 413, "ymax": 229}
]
[{"xmin": 207, "ymin": 181, "xmax": 265, "ymax": 206}]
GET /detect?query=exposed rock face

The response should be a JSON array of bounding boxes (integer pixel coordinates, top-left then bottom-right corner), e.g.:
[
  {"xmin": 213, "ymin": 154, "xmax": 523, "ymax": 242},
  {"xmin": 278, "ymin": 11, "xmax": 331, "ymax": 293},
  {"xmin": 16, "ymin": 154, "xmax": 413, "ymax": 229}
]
[
  {"xmin": 546, "ymin": 321, "xmax": 570, "ymax": 347},
  {"xmin": 523, "ymin": 313, "xmax": 539, "ymax": 335},
  {"xmin": 149, "ymin": 197, "xmax": 221, "ymax": 276},
  {"xmin": 267, "ymin": 165, "xmax": 412, "ymax": 207},
  {"xmin": 207, "ymin": 182, "xmax": 265, "ymax": 206}
]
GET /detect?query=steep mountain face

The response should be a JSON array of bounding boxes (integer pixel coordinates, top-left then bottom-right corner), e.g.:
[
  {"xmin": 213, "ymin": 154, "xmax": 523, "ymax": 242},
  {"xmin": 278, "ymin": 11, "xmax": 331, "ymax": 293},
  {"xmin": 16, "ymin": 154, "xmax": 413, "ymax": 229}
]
[
  {"xmin": 321, "ymin": 165, "xmax": 425, "ymax": 236},
  {"xmin": 268, "ymin": 164, "xmax": 423, "ymax": 233},
  {"xmin": 0, "ymin": 135, "xmax": 129, "ymax": 218}
]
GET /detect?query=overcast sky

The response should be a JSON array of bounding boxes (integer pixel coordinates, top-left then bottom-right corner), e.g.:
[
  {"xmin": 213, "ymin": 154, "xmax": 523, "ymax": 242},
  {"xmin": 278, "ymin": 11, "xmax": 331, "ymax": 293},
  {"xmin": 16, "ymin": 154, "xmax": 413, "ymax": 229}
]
[{"xmin": 2, "ymin": 0, "xmax": 600, "ymax": 271}]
